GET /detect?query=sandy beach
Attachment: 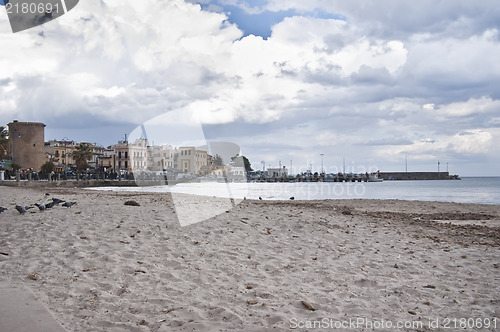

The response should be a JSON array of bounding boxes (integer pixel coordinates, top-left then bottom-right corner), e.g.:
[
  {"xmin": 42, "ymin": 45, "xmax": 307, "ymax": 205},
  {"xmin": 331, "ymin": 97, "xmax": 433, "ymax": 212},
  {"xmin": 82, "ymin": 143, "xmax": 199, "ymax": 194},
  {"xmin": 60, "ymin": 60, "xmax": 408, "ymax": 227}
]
[{"xmin": 0, "ymin": 186, "xmax": 499, "ymax": 331}]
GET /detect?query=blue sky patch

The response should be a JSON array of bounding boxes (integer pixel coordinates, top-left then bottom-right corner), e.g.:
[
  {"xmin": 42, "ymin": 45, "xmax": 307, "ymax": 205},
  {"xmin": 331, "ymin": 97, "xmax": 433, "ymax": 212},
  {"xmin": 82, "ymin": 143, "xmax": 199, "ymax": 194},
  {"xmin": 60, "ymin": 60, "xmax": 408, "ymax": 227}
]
[{"xmin": 194, "ymin": 0, "xmax": 343, "ymax": 38}]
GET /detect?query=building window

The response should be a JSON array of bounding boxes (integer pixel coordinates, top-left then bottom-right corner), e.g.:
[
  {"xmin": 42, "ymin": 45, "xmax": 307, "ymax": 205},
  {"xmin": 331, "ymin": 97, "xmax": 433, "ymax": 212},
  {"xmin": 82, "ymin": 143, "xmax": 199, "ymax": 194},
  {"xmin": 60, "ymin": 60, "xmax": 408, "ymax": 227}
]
[
  {"xmin": 118, "ymin": 151, "xmax": 121, "ymax": 159},
  {"xmin": 125, "ymin": 161, "xmax": 128, "ymax": 168},
  {"xmin": 125, "ymin": 152, "xmax": 128, "ymax": 159}
]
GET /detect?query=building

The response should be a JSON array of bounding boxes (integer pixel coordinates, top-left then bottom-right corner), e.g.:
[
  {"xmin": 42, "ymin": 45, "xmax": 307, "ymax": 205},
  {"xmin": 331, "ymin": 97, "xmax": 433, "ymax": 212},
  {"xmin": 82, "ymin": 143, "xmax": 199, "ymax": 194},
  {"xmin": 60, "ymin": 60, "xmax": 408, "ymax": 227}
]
[
  {"xmin": 229, "ymin": 166, "xmax": 246, "ymax": 177},
  {"xmin": 211, "ymin": 165, "xmax": 231, "ymax": 177},
  {"xmin": 45, "ymin": 139, "xmax": 77, "ymax": 172},
  {"xmin": 147, "ymin": 144, "xmax": 176, "ymax": 171},
  {"xmin": 111, "ymin": 138, "xmax": 148, "ymax": 173},
  {"xmin": 8, "ymin": 120, "xmax": 46, "ymax": 171},
  {"xmin": 85, "ymin": 143, "xmax": 105, "ymax": 169},
  {"xmin": 45, "ymin": 140, "xmax": 105, "ymax": 172},
  {"xmin": 267, "ymin": 167, "xmax": 288, "ymax": 178},
  {"xmin": 97, "ymin": 147, "xmax": 115, "ymax": 171},
  {"xmin": 177, "ymin": 147, "xmax": 208, "ymax": 175}
]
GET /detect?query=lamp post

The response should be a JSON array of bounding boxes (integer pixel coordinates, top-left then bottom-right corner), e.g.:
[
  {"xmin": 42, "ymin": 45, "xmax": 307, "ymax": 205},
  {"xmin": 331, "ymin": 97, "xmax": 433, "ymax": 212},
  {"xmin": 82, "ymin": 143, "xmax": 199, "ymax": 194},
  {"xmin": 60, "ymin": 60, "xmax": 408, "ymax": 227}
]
[
  {"xmin": 320, "ymin": 153, "xmax": 324, "ymax": 175},
  {"xmin": 62, "ymin": 137, "xmax": 69, "ymax": 172},
  {"xmin": 97, "ymin": 153, "xmax": 104, "ymax": 179}
]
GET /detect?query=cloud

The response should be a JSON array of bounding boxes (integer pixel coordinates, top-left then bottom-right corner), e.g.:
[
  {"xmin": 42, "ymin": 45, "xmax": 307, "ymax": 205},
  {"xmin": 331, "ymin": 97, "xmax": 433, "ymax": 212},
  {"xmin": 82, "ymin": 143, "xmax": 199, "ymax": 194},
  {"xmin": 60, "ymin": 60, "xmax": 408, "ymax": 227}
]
[
  {"xmin": 0, "ymin": 0, "xmax": 242, "ymax": 123},
  {"xmin": 263, "ymin": 0, "xmax": 500, "ymax": 38},
  {"xmin": 437, "ymin": 97, "xmax": 500, "ymax": 117},
  {"xmin": 451, "ymin": 129, "xmax": 493, "ymax": 154},
  {"xmin": 365, "ymin": 137, "xmax": 413, "ymax": 146}
]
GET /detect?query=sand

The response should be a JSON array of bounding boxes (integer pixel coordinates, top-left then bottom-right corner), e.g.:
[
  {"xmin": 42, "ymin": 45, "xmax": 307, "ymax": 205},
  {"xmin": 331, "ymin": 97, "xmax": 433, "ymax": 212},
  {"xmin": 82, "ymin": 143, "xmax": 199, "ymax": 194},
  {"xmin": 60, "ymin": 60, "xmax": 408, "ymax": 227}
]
[{"xmin": 0, "ymin": 186, "xmax": 499, "ymax": 331}]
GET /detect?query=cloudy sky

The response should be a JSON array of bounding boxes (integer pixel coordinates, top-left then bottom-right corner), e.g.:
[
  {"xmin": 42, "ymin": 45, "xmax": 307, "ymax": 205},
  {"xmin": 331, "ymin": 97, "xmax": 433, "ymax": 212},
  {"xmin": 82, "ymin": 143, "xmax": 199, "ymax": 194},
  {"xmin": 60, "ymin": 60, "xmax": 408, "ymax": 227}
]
[{"xmin": 1, "ymin": 0, "xmax": 499, "ymax": 176}]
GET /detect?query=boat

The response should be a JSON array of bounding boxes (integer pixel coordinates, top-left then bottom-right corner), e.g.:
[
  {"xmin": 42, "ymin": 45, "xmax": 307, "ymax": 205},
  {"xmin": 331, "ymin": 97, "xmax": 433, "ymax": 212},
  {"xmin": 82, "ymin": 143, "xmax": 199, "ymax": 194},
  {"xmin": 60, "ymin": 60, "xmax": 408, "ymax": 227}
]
[{"xmin": 368, "ymin": 172, "xmax": 383, "ymax": 182}]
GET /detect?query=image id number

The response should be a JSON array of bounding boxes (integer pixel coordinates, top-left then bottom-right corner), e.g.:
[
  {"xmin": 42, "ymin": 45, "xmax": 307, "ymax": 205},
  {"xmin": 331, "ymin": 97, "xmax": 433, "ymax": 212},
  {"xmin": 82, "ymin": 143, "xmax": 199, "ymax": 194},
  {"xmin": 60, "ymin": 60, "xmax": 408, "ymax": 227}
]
[{"xmin": 6, "ymin": 2, "xmax": 60, "ymax": 14}]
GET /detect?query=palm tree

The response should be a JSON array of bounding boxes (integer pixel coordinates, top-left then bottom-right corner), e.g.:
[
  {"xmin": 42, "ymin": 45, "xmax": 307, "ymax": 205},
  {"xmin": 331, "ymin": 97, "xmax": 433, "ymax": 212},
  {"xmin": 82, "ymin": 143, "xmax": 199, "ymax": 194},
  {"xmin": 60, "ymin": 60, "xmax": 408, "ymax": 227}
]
[
  {"xmin": 0, "ymin": 126, "xmax": 8, "ymax": 159},
  {"xmin": 72, "ymin": 143, "xmax": 93, "ymax": 172}
]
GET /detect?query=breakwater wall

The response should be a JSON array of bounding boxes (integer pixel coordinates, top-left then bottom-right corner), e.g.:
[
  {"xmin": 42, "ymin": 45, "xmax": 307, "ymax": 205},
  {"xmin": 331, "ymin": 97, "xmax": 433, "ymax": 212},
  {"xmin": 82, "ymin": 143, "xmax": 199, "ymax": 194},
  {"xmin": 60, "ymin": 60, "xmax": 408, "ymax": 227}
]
[{"xmin": 379, "ymin": 172, "xmax": 460, "ymax": 180}]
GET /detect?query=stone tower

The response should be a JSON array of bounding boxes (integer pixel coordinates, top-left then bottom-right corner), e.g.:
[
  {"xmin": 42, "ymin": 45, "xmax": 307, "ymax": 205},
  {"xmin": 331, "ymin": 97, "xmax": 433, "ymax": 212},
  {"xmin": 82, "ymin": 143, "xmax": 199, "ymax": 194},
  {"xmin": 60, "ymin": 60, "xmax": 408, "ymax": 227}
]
[{"xmin": 8, "ymin": 120, "xmax": 46, "ymax": 171}]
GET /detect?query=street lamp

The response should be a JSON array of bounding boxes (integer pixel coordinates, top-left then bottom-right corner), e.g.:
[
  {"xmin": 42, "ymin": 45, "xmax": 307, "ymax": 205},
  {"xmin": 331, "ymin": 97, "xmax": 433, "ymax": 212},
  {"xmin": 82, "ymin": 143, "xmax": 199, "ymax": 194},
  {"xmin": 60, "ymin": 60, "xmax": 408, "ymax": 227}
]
[
  {"xmin": 320, "ymin": 153, "xmax": 324, "ymax": 175},
  {"xmin": 62, "ymin": 137, "xmax": 69, "ymax": 172},
  {"xmin": 97, "ymin": 153, "xmax": 104, "ymax": 179}
]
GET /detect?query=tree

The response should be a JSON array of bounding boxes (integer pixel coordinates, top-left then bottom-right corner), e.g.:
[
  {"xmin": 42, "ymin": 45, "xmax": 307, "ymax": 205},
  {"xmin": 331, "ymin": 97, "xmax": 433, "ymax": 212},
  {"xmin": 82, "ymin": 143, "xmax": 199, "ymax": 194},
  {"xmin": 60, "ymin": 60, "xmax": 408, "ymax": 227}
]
[
  {"xmin": 0, "ymin": 126, "xmax": 8, "ymax": 159},
  {"xmin": 41, "ymin": 161, "xmax": 55, "ymax": 173},
  {"xmin": 212, "ymin": 154, "xmax": 224, "ymax": 166},
  {"xmin": 231, "ymin": 155, "xmax": 253, "ymax": 173},
  {"xmin": 72, "ymin": 143, "xmax": 93, "ymax": 172}
]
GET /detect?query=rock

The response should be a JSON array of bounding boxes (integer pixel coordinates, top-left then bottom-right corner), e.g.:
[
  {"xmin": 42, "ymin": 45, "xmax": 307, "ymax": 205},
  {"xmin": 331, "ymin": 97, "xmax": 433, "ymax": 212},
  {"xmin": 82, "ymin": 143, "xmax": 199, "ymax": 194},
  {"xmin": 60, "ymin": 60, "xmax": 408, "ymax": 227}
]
[
  {"xmin": 124, "ymin": 200, "xmax": 140, "ymax": 206},
  {"xmin": 301, "ymin": 300, "xmax": 316, "ymax": 311},
  {"xmin": 26, "ymin": 273, "xmax": 39, "ymax": 281}
]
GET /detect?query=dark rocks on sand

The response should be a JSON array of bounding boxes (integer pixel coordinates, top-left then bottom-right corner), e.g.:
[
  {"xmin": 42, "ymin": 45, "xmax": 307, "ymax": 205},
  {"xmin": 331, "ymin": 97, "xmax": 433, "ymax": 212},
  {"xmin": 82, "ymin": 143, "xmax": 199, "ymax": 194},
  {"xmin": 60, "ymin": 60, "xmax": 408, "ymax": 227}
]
[{"xmin": 124, "ymin": 200, "xmax": 140, "ymax": 206}]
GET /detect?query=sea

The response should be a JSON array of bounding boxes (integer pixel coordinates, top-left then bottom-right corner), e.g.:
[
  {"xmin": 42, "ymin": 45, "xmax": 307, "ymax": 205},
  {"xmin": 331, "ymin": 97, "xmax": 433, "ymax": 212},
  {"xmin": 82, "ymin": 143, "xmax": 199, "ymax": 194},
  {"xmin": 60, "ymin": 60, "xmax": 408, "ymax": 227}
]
[{"xmin": 89, "ymin": 177, "xmax": 500, "ymax": 205}]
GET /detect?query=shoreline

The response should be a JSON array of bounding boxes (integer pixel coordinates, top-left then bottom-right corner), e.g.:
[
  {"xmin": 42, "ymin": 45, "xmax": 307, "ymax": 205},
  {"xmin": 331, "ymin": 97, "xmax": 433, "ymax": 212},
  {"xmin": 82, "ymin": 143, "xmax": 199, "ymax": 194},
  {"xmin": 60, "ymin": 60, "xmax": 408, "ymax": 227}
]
[{"xmin": 1, "ymin": 186, "xmax": 499, "ymax": 331}]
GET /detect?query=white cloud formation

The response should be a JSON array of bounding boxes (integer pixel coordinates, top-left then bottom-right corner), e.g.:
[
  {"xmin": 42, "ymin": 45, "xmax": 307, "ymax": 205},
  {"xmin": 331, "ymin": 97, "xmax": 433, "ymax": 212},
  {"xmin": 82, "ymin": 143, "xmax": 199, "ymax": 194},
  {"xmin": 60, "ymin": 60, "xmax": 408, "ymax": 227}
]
[
  {"xmin": 451, "ymin": 129, "xmax": 493, "ymax": 154},
  {"xmin": 437, "ymin": 97, "xmax": 500, "ymax": 117}
]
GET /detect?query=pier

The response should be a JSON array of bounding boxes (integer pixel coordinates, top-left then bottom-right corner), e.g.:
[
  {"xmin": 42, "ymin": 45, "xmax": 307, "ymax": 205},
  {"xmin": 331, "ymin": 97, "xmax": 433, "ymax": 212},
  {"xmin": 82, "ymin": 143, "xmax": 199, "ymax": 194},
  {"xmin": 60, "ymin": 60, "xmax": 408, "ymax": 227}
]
[
  {"xmin": 379, "ymin": 172, "xmax": 460, "ymax": 180},
  {"xmin": 249, "ymin": 173, "xmax": 375, "ymax": 183}
]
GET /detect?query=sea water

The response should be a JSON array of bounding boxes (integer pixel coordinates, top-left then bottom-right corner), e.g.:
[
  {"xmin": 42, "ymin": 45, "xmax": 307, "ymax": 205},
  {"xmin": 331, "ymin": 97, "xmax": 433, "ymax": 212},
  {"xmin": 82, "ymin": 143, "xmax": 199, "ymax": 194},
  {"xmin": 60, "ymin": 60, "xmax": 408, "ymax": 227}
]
[{"xmin": 89, "ymin": 177, "xmax": 500, "ymax": 205}]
